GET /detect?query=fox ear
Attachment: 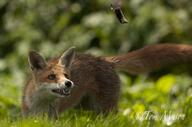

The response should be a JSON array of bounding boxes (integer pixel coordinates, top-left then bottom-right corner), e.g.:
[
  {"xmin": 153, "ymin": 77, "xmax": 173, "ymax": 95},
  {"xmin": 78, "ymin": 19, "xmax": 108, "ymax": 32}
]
[
  {"xmin": 59, "ymin": 47, "xmax": 75, "ymax": 68},
  {"xmin": 28, "ymin": 51, "xmax": 47, "ymax": 70}
]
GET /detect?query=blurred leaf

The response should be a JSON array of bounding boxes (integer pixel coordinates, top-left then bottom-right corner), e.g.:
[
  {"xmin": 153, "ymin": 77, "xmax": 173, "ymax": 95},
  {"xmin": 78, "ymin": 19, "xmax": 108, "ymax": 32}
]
[
  {"xmin": 133, "ymin": 102, "xmax": 145, "ymax": 113},
  {"xmin": 156, "ymin": 74, "xmax": 176, "ymax": 94}
]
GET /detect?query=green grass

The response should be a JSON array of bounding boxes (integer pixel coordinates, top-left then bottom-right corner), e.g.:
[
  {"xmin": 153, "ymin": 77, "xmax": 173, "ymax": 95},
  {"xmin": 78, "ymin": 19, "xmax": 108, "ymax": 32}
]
[{"xmin": 0, "ymin": 73, "xmax": 192, "ymax": 127}]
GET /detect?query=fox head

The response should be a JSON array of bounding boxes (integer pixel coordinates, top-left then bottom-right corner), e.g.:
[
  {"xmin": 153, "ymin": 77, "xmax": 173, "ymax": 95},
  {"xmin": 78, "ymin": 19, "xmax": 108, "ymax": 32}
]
[{"xmin": 28, "ymin": 47, "xmax": 75, "ymax": 98}]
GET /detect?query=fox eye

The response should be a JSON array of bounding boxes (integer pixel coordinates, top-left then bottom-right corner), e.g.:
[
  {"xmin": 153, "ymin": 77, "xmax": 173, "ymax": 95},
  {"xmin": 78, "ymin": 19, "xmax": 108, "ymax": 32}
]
[
  {"xmin": 48, "ymin": 74, "xmax": 56, "ymax": 80},
  {"xmin": 64, "ymin": 73, "xmax": 69, "ymax": 78}
]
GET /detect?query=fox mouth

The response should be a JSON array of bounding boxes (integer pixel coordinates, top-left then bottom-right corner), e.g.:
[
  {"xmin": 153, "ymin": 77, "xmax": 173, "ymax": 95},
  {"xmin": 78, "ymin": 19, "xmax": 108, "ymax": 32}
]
[{"xmin": 51, "ymin": 88, "xmax": 71, "ymax": 96}]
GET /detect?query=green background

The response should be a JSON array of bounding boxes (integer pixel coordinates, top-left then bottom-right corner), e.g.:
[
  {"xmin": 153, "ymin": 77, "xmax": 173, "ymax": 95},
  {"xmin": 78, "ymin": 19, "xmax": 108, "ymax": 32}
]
[{"xmin": 0, "ymin": 0, "xmax": 192, "ymax": 126}]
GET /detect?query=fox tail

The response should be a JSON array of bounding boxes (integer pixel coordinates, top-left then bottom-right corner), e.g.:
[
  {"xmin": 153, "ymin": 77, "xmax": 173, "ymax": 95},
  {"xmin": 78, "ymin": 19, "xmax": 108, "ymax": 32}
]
[{"xmin": 104, "ymin": 44, "xmax": 192, "ymax": 74}]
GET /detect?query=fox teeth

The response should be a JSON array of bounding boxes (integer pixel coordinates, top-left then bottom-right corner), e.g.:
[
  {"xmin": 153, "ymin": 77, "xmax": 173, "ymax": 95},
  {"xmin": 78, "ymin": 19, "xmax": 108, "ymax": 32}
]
[{"xmin": 52, "ymin": 88, "xmax": 70, "ymax": 96}]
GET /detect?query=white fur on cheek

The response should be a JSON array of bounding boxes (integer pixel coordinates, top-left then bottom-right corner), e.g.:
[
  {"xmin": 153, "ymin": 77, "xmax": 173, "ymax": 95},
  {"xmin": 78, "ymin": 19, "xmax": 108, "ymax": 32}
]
[
  {"xmin": 40, "ymin": 83, "xmax": 60, "ymax": 89},
  {"xmin": 25, "ymin": 83, "xmax": 61, "ymax": 110}
]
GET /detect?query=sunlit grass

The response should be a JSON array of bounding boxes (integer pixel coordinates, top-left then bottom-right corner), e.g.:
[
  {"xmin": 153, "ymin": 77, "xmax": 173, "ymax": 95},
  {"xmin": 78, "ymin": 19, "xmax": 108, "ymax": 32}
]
[{"xmin": 0, "ymin": 73, "xmax": 192, "ymax": 126}]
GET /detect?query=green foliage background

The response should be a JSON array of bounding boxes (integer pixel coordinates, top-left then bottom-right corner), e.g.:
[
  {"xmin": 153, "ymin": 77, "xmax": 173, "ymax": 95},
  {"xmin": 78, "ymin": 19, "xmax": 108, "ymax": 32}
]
[{"xmin": 0, "ymin": 0, "xmax": 192, "ymax": 126}]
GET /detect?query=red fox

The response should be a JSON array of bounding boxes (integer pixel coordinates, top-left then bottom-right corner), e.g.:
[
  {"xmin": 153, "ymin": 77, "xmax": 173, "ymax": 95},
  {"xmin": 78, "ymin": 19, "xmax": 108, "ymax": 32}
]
[{"xmin": 22, "ymin": 44, "xmax": 192, "ymax": 118}]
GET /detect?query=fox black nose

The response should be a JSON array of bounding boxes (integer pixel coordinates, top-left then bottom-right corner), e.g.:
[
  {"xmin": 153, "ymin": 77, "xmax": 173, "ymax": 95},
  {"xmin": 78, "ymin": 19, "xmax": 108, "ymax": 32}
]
[{"xmin": 65, "ymin": 81, "xmax": 73, "ymax": 88}]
